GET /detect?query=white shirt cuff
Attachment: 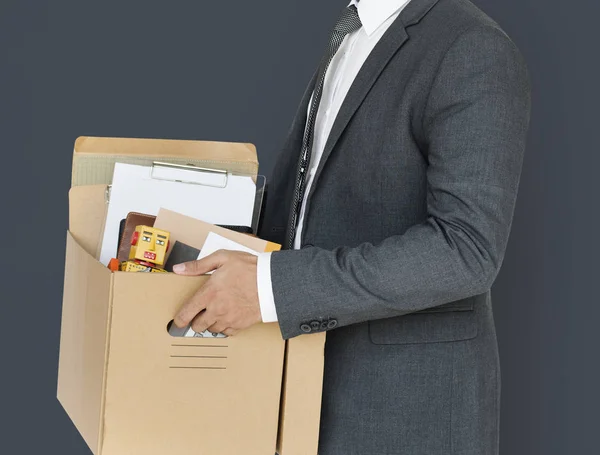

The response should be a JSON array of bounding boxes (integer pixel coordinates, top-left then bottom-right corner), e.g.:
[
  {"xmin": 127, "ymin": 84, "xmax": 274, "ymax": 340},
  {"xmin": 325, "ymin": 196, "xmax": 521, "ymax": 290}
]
[{"xmin": 256, "ymin": 252, "xmax": 278, "ymax": 323}]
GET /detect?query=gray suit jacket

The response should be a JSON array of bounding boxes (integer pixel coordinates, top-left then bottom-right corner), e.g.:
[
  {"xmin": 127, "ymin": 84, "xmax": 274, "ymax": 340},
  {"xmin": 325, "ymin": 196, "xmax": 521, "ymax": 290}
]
[{"xmin": 258, "ymin": 0, "xmax": 531, "ymax": 454}]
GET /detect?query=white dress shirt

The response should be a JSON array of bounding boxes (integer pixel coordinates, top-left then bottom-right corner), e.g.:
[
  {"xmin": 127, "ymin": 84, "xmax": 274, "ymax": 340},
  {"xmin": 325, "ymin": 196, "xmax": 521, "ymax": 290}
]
[{"xmin": 257, "ymin": 0, "xmax": 412, "ymax": 323}]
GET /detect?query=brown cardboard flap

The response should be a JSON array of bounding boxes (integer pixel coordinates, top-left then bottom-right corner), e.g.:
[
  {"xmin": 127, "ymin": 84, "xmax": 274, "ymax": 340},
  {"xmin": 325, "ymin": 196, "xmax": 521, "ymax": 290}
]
[
  {"xmin": 69, "ymin": 185, "xmax": 107, "ymax": 258},
  {"xmin": 101, "ymin": 272, "xmax": 285, "ymax": 455},
  {"xmin": 72, "ymin": 136, "xmax": 258, "ymax": 187},
  {"xmin": 277, "ymin": 333, "xmax": 326, "ymax": 455},
  {"xmin": 57, "ymin": 232, "xmax": 113, "ymax": 454},
  {"xmin": 154, "ymin": 208, "xmax": 280, "ymax": 255}
]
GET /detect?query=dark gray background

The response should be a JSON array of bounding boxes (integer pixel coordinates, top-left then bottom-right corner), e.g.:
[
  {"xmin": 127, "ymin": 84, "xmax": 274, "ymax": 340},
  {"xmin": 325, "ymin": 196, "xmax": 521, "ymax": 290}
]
[{"xmin": 0, "ymin": 0, "xmax": 597, "ymax": 454}]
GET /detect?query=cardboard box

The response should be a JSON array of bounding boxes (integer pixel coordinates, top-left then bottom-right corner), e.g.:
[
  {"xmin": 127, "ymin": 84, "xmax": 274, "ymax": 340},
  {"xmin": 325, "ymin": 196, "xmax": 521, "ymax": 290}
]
[{"xmin": 57, "ymin": 137, "xmax": 325, "ymax": 455}]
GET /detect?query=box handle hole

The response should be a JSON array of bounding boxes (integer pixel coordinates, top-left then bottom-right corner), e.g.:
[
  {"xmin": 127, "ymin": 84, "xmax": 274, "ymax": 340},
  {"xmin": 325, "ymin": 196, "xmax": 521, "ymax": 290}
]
[{"xmin": 166, "ymin": 319, "xmax": 227, "ymax": 338}]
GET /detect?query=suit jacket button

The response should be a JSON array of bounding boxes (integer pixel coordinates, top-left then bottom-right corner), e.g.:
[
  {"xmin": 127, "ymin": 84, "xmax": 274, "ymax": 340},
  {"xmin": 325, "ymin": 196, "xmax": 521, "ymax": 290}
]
[
  {"xmin": 300, "ymin": 324, "xmax": 312, "ymax": 333},
  {"xmin": 320, "ymin": 321, "xmax": 329, "ymax": 330},
  {"xmin": 310, "ymin": 320, "xmax": 320, "ymax": 331},
  {"xmin": 327, "ymin": 319, "xmax": 338, "ymax": 329},
  {"xmin": 302, "ymin": 243, "xmax": 314, "ymax": 249}
]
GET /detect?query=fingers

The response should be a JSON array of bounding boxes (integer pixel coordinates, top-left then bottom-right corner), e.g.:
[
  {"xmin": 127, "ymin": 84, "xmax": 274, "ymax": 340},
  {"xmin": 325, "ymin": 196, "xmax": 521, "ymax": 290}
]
[
  {"xmin": 172, "ymin": 250, "xmax": 228, "ymax": 276},
  {"xmin": 173, "ymin": 285, "xmax": 211, "ymax": 327},
  {"xmin": 221, "ymin": 328, "xmax": 237, "ymax": 337},
  {"xmin": 207, "ymin": 321, "xmax": 228, "ymax": 335},
  {"xmin": 190, "ymin": 311, "xmax": 216, "ymax": 335},
  {"xmin": 207, "ymin": 324, "xmax": 237, "ymax": 337}
]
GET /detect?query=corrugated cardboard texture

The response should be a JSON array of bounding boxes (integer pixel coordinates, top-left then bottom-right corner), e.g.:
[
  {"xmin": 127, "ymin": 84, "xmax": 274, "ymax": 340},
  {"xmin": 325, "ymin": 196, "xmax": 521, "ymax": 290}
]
[
  {"xmin": 277, "ymin": 333, "xmax": 326, "ymax": 455},
  {"xmin": 101, "ymin": 272, "xmax": 285, "ymax": 455},
  {"xmin": 72, "ymin": 136, "xmax": 258, "ymax": 187},
  {"xmin": 57, "ymin": 232, "xmax": 113, "ymax": 453}
]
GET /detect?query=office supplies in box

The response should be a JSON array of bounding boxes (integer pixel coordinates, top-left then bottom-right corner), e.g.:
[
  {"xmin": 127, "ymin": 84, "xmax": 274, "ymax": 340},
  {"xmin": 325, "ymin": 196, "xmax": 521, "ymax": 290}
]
[
  {"xmin": 57, "ymin": 136, "xmax": 325, "ymax": 455},
  {"xmin": 99, "ymin": 161, "xmax": 256, "ymax": 265}
]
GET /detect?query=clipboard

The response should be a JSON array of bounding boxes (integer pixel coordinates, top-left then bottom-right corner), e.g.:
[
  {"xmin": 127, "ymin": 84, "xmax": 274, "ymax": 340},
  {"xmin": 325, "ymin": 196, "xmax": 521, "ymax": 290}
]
[{"xmin": 98, "ymin": 161, "xmax": 265, "ymax": 266}]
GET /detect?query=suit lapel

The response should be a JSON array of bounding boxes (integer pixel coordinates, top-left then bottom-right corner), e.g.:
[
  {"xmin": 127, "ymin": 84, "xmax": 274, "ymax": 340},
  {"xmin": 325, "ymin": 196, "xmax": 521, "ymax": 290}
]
[
  {"xmin": 307, "ymin": 0, "xmax": 441, "ymax": 199},
  {"xmin": 284, "ymin": 69, "xmax": 318, "ymax": 158}
]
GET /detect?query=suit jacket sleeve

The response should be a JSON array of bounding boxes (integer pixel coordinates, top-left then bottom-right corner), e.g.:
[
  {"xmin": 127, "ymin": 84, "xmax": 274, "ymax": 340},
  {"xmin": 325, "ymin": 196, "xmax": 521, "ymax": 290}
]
[{"xmin": 269, "ymin": 25, "xmax": 532, "ymax": 340}]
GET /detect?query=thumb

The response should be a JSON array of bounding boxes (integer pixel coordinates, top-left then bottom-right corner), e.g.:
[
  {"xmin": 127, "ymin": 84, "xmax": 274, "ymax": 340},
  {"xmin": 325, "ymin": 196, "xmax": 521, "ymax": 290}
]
[{"xmin": 172, "ymin": 250, "xmax": 228, "ymax": 276}]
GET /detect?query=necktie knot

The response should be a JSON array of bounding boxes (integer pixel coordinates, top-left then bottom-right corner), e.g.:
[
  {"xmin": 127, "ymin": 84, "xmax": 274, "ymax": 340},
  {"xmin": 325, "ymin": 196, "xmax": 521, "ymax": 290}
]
[{"xmin": 334, "ymin": 5, "xmax": 363, "ymax": 35}]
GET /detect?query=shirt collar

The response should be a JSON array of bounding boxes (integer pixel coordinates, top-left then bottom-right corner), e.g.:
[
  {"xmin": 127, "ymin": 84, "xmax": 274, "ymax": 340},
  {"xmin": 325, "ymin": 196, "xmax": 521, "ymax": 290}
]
[{"xmin": 348, "ymin": 0, "xmax": 412, "ymax": 36}]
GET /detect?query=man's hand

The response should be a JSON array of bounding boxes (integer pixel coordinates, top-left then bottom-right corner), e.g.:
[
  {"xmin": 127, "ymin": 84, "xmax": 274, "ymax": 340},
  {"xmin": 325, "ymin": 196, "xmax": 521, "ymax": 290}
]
[{"xmin": 172, "ymin": 250, "xmax": 262, "ymax": 337}]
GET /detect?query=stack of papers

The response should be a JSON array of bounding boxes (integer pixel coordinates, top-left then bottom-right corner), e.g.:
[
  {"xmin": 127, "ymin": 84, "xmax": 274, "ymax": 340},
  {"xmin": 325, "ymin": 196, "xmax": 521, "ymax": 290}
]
[{"xmin": 99, "ymin": 163, "xmax": 256, "ymax": 266}]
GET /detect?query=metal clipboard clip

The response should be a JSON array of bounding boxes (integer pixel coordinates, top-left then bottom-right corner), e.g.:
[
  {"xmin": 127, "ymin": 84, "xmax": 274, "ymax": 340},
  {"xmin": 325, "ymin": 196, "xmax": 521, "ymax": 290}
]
[
  {"xmin": 149, "ymin": 162, "xmax": 266, "ymax": 235},
  {"xmin": 101, "ymin": 161, "xmax": 266, "ymax": 234},
  {"xmin": 104, "ymin": 162, "xmax": 230, "ymax": 204},
  {"xmin": 150, "ymin": 161, "xmax": 229, "ymax": 188}
]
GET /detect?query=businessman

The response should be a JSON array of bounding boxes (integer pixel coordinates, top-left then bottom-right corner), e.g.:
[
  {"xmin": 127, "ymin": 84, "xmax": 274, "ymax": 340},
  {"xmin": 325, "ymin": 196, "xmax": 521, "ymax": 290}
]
[{"xmin": 173, "ymin": 0, "xmax": 531, "ymax": 453}]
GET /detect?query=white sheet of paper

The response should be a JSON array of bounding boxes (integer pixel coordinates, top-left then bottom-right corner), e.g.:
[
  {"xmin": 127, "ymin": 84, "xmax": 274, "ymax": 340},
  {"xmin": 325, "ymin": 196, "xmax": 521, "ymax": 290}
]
[
  {"xmin": 99, "ymin": 163, "xmax": 256, "ymax": 266},
  {"xmin": 198, "ymin": 231, "xmax": 260, "ymax": 260},
  {"xmin": 196, "ymin": 232, "xmax": 260, "ymax": 276}
]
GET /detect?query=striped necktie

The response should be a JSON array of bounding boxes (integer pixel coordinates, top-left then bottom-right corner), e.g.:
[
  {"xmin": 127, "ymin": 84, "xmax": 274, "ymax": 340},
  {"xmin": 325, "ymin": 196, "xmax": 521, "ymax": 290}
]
[{"xmin": 286, "ymin": 4, "xmax": 363, "ymax": 249}]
